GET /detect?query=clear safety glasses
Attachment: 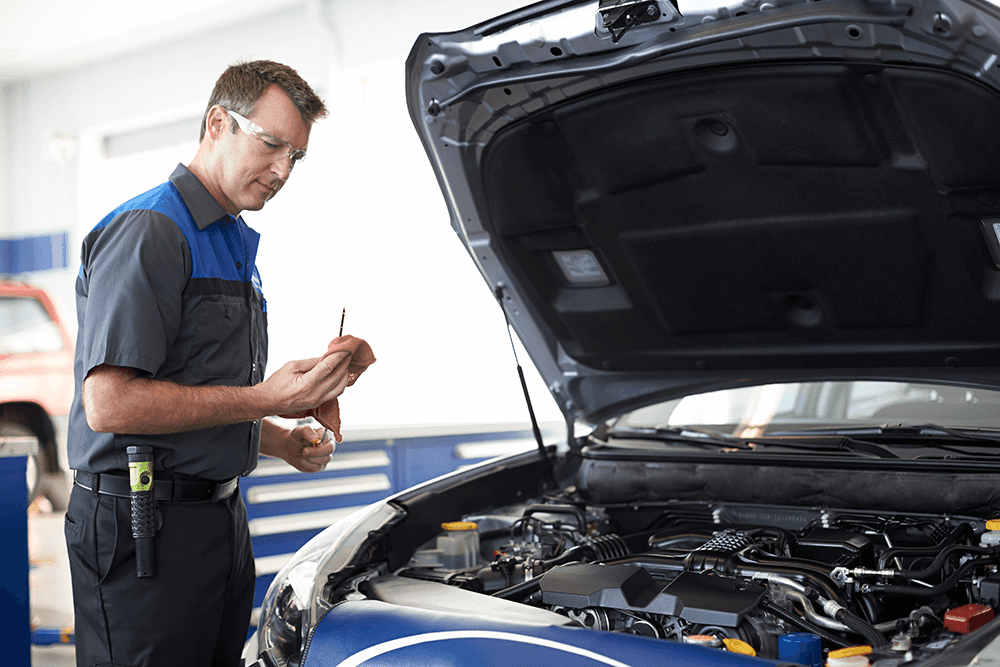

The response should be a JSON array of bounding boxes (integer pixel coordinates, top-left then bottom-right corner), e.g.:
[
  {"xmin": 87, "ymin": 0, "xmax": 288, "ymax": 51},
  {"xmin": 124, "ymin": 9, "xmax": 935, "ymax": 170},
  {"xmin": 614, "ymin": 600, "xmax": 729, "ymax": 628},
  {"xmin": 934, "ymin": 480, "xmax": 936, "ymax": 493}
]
[{"xmin": 225, "ymin": 108, "xmax": 307, "ymax": 171}]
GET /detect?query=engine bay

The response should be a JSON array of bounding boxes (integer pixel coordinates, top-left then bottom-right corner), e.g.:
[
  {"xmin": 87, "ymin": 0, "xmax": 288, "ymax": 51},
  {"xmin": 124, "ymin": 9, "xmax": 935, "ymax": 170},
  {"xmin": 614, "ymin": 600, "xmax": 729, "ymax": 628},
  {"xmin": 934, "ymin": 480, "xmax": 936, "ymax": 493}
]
[
  {"xmin": 326, "ymin": 435, "xmax": 1000, "ymax": 667},
  {"xmin": 376, "ymin": 496, "xmax": 1000, "ymax": 665}
]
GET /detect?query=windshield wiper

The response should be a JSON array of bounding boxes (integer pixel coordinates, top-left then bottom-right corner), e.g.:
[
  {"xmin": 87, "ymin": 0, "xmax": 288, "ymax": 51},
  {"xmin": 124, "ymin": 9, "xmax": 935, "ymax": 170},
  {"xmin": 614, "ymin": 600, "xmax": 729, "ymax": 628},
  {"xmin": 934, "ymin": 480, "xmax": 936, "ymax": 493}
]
[
  {"xmin": 607, "ymin": 425, "xmax": 753, "ymax": 449},
  {"xmin": 767, "ymin": 424, "xmax": 1000, "ymax": 458},
  {"xmin": 608, "ymin": 425, "xmax": 895, "ymax": 457},
  {"xmin": 608, "ymin": 423, "xmax": 1000, "ymax": 459},
  {"xmin": 770, "ymin": 424, "xmax": 1000, "ymax": 443}
]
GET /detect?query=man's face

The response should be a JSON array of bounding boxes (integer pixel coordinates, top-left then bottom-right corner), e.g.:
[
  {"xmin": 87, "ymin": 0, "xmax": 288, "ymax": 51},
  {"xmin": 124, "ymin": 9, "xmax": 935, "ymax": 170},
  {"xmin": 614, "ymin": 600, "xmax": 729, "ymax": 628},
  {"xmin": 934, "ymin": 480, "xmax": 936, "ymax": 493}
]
[{"xmin": 215, "ymin": 85, "xmax": 311, "ymax": 215}]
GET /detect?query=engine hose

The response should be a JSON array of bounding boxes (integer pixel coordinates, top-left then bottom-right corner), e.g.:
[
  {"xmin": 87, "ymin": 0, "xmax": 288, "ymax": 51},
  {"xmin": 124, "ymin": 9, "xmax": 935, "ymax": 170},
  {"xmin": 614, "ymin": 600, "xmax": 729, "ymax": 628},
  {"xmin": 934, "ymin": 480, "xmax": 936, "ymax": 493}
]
[
  {"xmin": 871, "ymin": 557, "xmax": 992, "ymax": 598},
  {"xmin": 872, "ymin": 604, "xmax": 939, "ymax": 634},
  {"xmin": 879, "ymin": 544, "xmax": 998, "ymax": 581},
  {"xmin": 761, "ymin": 599, "xmax": 850, "ymax": 648},
  {"xmin": 647, "ymin": 527, "xmax": 795, "ymax": 555},
  {"xmin": 877, "ymin": 523, "xmax": 976, "ymax": 569},
  {"xmin": 855, "ymin": 591, "xmax": 883, "ymax": 628},
  {"xmin": 648, "ymin": 531, "xmax": 716, "ymax": 551},
  {"xmin": 541, "ymin": 534, "xmax": 631, "ymax": 569},
  {"xmin": 544, "ymin": 548, "xmax": 586, "ymax": 568},
  {"xmin": 522, "ymin": 504, "xmax": 588, "ymax": 533},
  {"xmin": 745, "ymin": 527, "xmax": 795, "ymax": 557},
  {"xmin": 605, "ymin": 553, "xmax": 846, "ymax": 604},
  {"xmin": 784, "ymin": 588, "xmax": 849, "ymax": 631},
  {"xmin": 836, "ymin": 608, "xmax": 889, "ymax": 649},
  {"xmin": 734, "ymin": 559, "xmax": 845, "ymax": 604},
  {"xmin": 491, "ymin": 573, "xmax": 543, "ymax": 600},
  {"xmin": 605, "ymin": 554, "xmax": 688, "ymax": 573},
  {"xmin": 588, "ymin": 534, "xmax": 630, "ymax": 560}
]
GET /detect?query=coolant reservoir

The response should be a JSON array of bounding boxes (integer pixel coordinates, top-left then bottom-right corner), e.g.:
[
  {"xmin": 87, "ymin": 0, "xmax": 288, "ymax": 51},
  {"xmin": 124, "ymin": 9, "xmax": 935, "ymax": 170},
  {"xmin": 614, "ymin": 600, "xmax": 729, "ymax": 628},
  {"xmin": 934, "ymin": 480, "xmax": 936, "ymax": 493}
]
[
  {"xmin": 981, "ymin": 520, "xmax": 1000, "ymax": 547},
  {"xmin": 828, "ymin": 656, "xmax": 870, "ymax": 667},
  {"xmin": 437, "ymin": 521, "xmax": 480, "ymax": 570}
]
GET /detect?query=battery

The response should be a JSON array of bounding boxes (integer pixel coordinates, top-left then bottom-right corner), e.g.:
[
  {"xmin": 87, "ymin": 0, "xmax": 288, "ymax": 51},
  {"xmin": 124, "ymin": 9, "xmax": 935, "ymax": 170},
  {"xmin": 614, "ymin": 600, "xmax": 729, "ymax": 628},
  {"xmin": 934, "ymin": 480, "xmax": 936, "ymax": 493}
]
[{"xmin": 944, "ymin": 604, "xmax": 994, "ymax": 634}]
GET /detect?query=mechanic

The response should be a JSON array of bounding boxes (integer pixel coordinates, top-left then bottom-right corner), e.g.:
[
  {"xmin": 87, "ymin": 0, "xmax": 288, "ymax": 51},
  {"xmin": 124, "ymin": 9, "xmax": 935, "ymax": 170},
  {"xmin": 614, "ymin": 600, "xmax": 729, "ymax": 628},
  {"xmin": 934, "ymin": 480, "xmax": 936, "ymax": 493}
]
[{"xmin": 66, "ymin": 60, "xmax": 346, "ymax": 667}]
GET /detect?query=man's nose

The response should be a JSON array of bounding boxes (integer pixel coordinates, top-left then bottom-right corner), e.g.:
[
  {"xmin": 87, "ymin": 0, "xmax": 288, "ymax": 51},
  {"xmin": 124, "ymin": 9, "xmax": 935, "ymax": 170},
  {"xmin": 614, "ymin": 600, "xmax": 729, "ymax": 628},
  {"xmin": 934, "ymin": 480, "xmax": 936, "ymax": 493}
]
[{"xmin": 271, "ymin": 153, "xmax": 292, "ymax": 182}]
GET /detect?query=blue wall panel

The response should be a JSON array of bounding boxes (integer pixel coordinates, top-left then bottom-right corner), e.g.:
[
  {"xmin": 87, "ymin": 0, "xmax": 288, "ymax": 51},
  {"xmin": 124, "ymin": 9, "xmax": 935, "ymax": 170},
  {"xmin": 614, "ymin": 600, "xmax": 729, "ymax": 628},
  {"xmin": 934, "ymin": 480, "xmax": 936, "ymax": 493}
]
[{"xmin": 0, "ymin": 233, "xmax": 69, "ymax": 274}]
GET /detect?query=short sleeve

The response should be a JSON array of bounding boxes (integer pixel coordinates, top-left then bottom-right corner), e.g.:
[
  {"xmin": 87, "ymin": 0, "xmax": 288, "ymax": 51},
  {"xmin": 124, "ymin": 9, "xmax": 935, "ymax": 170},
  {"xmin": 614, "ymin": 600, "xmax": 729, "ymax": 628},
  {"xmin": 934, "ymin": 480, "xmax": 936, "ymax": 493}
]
[{"xmin": 78, "ymin": 209, "xmax": 191, "ymax": 378}]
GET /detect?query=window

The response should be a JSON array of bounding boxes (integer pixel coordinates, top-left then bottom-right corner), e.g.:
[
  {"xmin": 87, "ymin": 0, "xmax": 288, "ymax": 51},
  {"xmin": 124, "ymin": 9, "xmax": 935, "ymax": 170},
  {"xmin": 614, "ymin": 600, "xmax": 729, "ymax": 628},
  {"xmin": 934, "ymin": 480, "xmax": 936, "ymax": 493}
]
[{"xmin": 0, "ymin": 296, "xmax": 64, "ymax": 354}]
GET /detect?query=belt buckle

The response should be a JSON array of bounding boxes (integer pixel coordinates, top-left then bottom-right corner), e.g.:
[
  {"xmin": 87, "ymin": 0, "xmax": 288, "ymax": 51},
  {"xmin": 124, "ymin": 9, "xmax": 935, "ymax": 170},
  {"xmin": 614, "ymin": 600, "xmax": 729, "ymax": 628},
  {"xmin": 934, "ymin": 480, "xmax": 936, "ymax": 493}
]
[{"xmin": 211, "ymin": 476, "xmax": 238, "ymax": 502}]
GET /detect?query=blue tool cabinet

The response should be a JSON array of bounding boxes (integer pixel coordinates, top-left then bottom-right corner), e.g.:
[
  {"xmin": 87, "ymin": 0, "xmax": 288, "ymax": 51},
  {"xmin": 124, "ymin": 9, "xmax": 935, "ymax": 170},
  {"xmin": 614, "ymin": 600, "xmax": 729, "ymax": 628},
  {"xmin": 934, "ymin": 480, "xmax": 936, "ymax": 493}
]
[{"xmin": 1, "ymin": 436, "xmax": 35, "ymax": 665}]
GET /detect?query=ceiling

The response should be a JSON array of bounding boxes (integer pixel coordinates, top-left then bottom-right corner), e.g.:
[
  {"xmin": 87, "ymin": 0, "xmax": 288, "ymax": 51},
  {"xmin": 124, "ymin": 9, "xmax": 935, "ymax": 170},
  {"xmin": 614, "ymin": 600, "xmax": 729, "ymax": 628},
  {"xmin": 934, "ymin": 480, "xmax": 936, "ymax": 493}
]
[{"xmin": 0, "ymin": 0, "xmax": 303, "ymax": 83}]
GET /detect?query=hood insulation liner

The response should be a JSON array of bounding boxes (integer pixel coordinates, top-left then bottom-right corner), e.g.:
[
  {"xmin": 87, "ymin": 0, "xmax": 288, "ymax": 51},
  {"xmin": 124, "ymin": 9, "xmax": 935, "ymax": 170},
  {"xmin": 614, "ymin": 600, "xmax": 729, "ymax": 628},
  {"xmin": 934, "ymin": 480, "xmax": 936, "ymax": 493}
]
[
  {"xmin": 480, "ymin": 63, "xmax": 1000, "ymax": 373},
  {"xmin": 577, "ymin": 455, "xmax": 1000, "ymax": 515}
]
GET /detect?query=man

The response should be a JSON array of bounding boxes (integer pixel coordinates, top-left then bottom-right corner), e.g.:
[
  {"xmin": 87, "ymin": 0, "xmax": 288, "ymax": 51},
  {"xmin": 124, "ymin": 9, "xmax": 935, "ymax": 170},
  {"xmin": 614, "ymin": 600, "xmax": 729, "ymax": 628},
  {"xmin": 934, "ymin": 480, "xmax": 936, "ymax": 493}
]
[{"xmin": 66, "ymin": 61, "xmax": 346, "ymax": 666}]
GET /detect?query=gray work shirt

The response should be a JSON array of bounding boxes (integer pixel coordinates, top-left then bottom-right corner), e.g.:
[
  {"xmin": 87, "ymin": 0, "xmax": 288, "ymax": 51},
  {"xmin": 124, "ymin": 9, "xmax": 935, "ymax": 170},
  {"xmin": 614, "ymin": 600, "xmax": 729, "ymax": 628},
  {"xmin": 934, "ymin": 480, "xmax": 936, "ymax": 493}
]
[{"xmin": 69, "ymin": 164, "xmax": 268, "ymax": 479}]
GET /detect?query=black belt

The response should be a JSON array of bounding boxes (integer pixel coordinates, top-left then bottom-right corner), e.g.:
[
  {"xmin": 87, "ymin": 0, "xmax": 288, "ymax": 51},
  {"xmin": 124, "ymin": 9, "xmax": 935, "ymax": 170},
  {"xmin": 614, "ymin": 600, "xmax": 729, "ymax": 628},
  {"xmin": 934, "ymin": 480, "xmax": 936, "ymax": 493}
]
[{"xmin": 73, "ymin": 470, "xmax": 239, "ymax": 503}]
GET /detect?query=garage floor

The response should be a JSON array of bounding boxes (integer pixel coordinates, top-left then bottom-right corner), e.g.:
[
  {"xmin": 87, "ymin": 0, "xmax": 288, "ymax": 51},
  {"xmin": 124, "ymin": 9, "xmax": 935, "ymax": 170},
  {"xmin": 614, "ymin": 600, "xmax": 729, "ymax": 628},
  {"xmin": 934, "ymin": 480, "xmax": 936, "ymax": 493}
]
[{"xmin": 29, "ymin": 503, "xmax": 75, "ymax": 666}]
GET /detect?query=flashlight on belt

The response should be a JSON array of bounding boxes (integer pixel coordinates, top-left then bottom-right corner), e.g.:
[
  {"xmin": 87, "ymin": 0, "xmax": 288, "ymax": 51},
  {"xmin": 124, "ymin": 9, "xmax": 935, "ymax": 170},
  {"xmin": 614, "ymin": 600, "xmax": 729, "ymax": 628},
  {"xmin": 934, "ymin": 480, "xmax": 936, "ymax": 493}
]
[{"xmin": 127, "ymin": 445, "xmax": 155, "ymax": 577}]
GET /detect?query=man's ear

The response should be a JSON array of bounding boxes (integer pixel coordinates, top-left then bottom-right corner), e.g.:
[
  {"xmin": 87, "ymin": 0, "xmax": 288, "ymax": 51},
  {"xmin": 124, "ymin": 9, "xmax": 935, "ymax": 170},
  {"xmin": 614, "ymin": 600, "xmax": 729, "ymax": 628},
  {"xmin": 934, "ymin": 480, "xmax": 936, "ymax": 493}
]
[{"xmin": 204, "ymin": 105, "xmax": 229, "ymax": 142}]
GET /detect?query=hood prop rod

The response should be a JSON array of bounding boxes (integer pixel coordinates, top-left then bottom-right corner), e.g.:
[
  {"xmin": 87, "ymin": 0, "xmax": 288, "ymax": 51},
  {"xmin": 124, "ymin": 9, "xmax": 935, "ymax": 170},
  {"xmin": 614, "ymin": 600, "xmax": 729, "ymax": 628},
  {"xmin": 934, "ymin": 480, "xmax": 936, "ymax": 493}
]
[{"xmin": 495, "ymin": 286, "xmax": 557, "ymax": 490}]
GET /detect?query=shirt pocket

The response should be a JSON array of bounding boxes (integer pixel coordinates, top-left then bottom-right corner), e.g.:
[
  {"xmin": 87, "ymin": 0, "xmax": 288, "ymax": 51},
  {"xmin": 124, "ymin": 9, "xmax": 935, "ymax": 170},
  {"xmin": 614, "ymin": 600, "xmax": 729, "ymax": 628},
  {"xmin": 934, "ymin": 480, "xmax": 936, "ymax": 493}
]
[{"xmin": 184, "ymin": 298, "xmax": 250, "ymax": 380}]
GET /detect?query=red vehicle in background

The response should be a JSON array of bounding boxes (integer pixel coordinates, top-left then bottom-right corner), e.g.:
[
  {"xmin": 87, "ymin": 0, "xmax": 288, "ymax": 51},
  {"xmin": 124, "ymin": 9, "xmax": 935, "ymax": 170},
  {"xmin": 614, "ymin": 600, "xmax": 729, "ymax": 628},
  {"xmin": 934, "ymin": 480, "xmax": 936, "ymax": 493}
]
[{"xmin": 0, "ymin": 280, "xmax": 73, "ymax": 509}]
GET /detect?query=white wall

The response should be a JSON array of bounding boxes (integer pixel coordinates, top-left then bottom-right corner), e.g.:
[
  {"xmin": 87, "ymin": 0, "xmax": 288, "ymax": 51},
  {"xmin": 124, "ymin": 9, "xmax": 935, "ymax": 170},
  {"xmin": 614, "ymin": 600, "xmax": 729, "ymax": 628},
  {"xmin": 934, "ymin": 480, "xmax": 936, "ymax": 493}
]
[{"xmin": 1, "ymin": 0, "xmax": 562, "ymax": 429}]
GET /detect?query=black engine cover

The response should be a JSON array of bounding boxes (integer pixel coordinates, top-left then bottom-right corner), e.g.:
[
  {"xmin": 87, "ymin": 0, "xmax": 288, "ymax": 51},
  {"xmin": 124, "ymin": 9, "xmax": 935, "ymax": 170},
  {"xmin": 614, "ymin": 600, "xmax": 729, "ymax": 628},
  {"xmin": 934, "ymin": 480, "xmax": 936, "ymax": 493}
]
[{"xmin": 540, "ymin": 564, "xmax": 766, "ymax": 626}]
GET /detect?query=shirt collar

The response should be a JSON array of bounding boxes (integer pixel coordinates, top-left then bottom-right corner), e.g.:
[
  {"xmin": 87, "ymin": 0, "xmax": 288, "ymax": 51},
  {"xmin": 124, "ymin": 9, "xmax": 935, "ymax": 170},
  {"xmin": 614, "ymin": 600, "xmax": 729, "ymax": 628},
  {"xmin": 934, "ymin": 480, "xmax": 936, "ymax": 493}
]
[{"xmin": 168, "ymin": 163, "xmax": 233, "ymax": 230}]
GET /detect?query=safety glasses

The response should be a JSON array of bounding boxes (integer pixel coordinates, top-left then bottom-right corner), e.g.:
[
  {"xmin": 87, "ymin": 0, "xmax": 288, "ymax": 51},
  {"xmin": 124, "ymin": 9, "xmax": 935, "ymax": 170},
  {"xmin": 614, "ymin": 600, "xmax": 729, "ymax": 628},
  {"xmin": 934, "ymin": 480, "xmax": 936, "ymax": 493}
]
[{"xmin": 225, "ymin": 108, "xmax": 307, "ymax": 170}]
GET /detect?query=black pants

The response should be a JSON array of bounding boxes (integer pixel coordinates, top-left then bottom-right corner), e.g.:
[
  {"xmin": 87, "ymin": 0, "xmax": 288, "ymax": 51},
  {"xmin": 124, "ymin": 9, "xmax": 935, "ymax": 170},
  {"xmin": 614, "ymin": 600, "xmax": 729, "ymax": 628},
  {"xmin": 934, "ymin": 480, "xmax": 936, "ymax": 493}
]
[{"xmin": 65, "ymin": 483, "xmax": 255, "ymax": 667}]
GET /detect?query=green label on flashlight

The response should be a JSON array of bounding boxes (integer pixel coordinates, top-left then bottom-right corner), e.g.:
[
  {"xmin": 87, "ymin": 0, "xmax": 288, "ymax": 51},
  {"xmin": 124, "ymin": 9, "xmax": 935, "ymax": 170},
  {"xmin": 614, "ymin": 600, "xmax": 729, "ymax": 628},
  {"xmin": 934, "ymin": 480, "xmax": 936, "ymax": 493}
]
[{"xmin": 129, "ymin": 461, "xmax": 153, "ymax": 492}]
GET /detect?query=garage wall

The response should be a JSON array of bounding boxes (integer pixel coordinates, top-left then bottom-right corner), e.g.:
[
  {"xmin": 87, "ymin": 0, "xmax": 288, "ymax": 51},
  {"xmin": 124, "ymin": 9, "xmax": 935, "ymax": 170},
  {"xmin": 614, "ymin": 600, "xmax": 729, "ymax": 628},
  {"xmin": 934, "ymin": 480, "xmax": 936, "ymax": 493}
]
[
  {"xmin": 0, "ymin": 0, "xmax": 561, "ymax": 429},
  {"xmin": 2, "ymin": 3, "xmax": 326, "ymax": 305}
]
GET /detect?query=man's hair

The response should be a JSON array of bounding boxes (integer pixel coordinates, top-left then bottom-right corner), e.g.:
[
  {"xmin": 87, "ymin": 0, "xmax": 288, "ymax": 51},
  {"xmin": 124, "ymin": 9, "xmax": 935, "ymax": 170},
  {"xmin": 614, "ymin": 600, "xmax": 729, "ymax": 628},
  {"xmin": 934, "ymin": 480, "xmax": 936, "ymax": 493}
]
[{"xmin": 199, "ymin": 60, "xmax": 329, "ymax": 141}]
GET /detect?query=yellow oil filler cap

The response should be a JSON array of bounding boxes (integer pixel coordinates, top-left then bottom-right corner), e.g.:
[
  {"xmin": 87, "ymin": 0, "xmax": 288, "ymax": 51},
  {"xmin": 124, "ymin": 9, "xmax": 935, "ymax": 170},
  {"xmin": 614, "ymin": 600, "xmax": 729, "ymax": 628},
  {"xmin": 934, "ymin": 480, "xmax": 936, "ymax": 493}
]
[{"xmin": 723, "ymin": 638, "xmax": 756, "ymax": 656}]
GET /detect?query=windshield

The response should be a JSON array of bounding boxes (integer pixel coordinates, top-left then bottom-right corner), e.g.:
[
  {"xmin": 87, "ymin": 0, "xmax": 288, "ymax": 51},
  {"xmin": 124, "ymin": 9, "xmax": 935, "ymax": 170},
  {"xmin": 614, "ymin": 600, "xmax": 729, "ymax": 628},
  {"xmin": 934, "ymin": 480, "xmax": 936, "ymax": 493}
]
[
  {"xmin": 0, "ymin": 295, "xmax": 64, "ymax": 354},
  {"xmin": 612, "ymin": 381, "xmax": 1000, "ymax": 437}
]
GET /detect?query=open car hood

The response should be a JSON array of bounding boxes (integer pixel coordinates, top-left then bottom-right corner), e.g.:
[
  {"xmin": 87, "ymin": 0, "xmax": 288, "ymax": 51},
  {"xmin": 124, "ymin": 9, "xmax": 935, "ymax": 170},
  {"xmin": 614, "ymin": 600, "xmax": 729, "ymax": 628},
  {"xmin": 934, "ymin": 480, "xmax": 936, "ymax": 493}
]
[{"xmin": 405, "ymin": 0, "xmax": 1000, "ymax": 425}]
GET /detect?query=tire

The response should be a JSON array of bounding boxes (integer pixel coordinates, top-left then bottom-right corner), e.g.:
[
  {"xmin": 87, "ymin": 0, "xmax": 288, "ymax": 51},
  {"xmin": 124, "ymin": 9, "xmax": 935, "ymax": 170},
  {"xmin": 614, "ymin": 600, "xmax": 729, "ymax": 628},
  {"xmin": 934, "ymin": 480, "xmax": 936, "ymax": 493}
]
[{"xmin": 0, "ymin": 420, "xmax": 41, "ymax": 505}]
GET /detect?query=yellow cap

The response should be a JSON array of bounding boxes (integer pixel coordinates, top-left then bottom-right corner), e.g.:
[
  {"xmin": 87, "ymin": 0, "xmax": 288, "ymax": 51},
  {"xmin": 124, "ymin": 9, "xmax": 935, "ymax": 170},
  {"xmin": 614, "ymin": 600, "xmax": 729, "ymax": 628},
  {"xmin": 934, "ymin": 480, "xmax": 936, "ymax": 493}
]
[
  {"xmin": 441, "ymin": 521, "xmax": 478, "ymax": 531},
  {"xmin": 723, "ymin": 638, "xmax": 756, "ymax": 656},
  {"xmin": 828, "ymin": 646, "xmax": 873, "ymax": 659},
  {"xmin": 986, "ymin": 519, "xmax": 1000, "ymax": 531}
]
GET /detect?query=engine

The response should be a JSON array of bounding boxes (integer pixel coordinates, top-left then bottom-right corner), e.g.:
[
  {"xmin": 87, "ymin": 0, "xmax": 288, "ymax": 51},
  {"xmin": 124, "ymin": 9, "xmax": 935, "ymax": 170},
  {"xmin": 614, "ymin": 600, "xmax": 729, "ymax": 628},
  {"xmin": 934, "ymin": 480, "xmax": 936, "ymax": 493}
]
[{"xmin": 394, "ymin": 500, "xmax": 1000, "ymax": 663}]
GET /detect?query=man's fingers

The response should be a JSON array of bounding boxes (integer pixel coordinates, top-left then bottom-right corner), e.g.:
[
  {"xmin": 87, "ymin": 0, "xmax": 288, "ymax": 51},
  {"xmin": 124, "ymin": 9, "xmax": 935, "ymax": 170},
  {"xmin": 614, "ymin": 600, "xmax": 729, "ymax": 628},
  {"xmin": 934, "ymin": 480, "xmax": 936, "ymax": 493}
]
[
  {"xmin": 284, "ymin": 356, "xmax": 322, "ymax": 373},
  {"xmin": 308, "ymin": 350, "xmax": 350, "ymax": 378},
  {"xmin": 314, "ymin": 368, "xmax": 351, "ymax": 407},
  {"xmin": 306, "ymin": 351, "xmax": 352, "ymax": 400},
  {"xmin": 275, "ymin": 350, "xmax": 351, "ymax": 417},
  {"xmin": 304, "ymin": 441, "xmax": 335, "ymax": 457},
  {"xmin": 300, "ymin": 442, "xmax": 333, "ymax": 473}
]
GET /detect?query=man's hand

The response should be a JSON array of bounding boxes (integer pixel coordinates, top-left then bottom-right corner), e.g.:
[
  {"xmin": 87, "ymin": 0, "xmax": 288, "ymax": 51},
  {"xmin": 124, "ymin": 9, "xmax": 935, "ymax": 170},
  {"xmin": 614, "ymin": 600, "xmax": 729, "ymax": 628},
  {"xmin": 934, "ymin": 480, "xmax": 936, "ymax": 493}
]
[
  {"xmin": 260, "ymin": 422, "xmax": 334, "ymax": 473},
  {"xmin": 257, "ymin": 350, "xmax": 353, "ymax": 416}
]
